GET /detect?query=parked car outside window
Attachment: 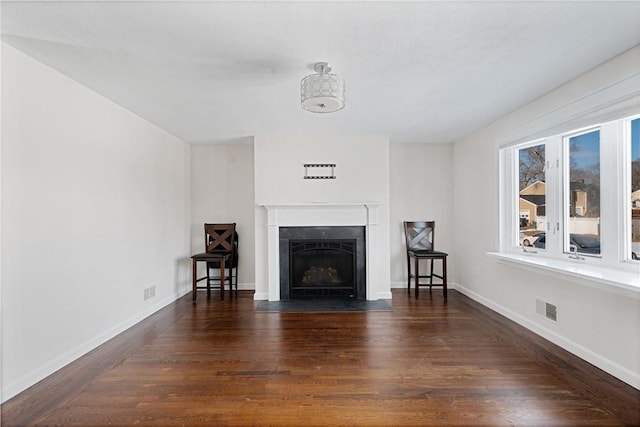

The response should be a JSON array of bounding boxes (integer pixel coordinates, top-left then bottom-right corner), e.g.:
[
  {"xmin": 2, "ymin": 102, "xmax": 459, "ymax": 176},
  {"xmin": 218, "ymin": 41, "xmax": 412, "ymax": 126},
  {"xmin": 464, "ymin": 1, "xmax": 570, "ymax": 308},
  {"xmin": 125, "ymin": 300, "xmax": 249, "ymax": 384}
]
[
  {"xmin": 533, "ymin": 232, "xmax": 601, "ymax": 255},
  {"xmin": 520, "ymin": 232, "xmax": 540, "ymax": 247}
]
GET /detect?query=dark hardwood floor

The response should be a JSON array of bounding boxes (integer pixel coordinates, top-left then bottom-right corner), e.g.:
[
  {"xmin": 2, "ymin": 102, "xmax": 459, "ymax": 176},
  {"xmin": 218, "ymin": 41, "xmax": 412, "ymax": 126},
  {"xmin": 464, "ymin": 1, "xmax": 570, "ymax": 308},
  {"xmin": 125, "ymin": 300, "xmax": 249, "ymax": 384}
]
[{"xmin": 2, "ymin": 289, "xmax": 639, "ymax": 426}]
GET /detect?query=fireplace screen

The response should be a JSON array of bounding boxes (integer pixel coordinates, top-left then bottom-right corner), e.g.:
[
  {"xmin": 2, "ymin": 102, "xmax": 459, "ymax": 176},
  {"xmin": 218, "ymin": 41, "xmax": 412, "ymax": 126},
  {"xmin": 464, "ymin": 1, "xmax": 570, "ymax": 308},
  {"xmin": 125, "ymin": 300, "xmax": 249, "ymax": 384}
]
[
  {"xmin": 279, "ymin": 226, "xmax": 366, "ymax": 300},
  {"xmin": 289, "ymin": 240, "xmax": 355, "ymax": 298}
]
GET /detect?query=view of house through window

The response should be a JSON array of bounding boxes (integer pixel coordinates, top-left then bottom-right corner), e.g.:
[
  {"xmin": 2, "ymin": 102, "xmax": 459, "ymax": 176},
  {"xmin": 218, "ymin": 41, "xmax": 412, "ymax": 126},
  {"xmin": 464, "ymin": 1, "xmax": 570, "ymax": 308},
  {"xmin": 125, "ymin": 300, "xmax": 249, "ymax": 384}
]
[
  {"xmin": 566, "ymin": 130, "xmax": 601, "ymax": 256},
  {"xmin": 505, "ymin": 114, "xmax": 639, "ymax": 268},
  {"xmin": 518, "ymin": 143, "xmax": 545, "ymax": 248},
  {"xmin": 631, "ymin": 118, "xmax": 640, "ymax": 261}
]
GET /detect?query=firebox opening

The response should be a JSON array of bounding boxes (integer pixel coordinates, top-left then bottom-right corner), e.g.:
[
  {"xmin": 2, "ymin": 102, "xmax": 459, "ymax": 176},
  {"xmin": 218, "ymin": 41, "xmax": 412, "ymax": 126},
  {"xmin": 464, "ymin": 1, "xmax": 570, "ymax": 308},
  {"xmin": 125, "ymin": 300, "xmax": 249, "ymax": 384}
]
[
  {"xmin": 279, "ymin": 226, "xmax": 366, "ymax": 300},
  {"xmin": 290, "ymin": 240, "xmax": 356, "ymax": 298}
]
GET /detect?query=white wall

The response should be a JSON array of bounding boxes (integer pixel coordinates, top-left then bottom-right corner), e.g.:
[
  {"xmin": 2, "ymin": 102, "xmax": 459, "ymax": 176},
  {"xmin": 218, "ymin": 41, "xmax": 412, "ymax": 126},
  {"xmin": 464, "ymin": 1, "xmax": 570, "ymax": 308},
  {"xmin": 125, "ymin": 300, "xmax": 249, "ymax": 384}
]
[
  {"xmin": 0, "ymin": 24, "xmax": 5, "ymax": 406},
  {"xmin": 1, "ymin": 43, "xmax": 192, "ymax": 401},
  {"xmin": 190, "ymin": 140, "xmax": 456, "ymax": 295},
  {"xmin": 190, "ymin": 142, "xmax": 255, "ymax": 286},
  {"xmin": 389, "ymin": 143, "xmax": 454, "ymax": 287},
  {"xmin": 452, "ymin": 46, "xmax": 640, "ymax": 388},
  {"xmin": 253, "ymin": 135, "xmax": 390, "ymax": 299}
]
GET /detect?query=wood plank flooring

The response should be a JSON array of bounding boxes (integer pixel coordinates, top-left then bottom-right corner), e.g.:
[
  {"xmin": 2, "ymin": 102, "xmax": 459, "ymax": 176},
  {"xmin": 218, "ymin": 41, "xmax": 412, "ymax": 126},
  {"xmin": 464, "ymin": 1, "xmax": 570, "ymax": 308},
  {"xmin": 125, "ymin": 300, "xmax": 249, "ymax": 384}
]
[{"xmin": 2, "ymin": 289, "xmax": 639, "ymax": 426}]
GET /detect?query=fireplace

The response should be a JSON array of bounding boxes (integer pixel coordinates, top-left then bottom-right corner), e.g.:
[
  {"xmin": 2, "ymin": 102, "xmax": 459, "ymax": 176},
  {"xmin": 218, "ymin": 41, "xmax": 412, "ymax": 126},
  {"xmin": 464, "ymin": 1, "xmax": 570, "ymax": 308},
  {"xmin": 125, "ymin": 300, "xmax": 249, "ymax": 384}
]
[
  {"xmin": 260, "ymin": 203, "xmax": 387, "ymax": 301},
  {"xmin": 279, "ymin": 226, "xmax": 366, "ymax": 300}
]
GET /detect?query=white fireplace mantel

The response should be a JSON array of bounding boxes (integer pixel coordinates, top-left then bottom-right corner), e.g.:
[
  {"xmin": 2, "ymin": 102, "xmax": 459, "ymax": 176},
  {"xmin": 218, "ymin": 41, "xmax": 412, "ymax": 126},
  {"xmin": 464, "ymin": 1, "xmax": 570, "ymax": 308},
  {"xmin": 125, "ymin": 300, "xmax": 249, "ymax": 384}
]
[{"xmin": 259, "ymin": 202, "xmax": 382, "ymax": 301}]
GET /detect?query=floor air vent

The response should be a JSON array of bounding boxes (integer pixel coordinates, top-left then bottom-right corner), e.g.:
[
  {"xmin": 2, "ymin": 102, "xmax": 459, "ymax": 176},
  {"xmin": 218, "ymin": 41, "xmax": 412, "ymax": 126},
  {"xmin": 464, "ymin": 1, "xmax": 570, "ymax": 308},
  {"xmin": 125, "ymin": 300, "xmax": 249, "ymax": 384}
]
[{"xmin": 536, "ymin": 299, "xmax": 558, "ymax": 322}]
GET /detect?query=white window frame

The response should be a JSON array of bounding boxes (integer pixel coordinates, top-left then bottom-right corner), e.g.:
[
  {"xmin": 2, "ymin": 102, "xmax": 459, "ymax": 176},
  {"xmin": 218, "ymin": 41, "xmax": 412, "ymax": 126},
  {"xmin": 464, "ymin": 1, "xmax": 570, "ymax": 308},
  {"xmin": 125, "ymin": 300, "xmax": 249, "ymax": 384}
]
[
  {"xmin": 624, "ymin": 115, "xmax": 640, "ymax": 262},
  {"xmin": 495, "ymin": 115, "xmax": 640, "ymax": 295},
  {"xmin": 562, "ymin": 126, "xmax": 601, "ymax": 258}
]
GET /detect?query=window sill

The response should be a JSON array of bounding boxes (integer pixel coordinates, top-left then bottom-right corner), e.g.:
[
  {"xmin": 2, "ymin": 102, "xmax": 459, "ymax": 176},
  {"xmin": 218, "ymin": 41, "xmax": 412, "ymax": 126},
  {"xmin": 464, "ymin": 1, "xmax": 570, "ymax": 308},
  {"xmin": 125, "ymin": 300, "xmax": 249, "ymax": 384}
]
[{"xmin": 487, "ymin": 252, "xmax": 640, "ymax": 298}]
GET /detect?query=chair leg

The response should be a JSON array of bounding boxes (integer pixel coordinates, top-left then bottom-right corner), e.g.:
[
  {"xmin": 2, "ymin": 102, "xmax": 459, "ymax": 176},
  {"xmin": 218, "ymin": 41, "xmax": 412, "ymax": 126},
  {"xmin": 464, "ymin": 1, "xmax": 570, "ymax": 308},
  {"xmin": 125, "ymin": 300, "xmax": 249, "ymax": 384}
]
[
  {"xmin": 192, "ymin": 259, "xmax": 197, "ymax": 302},
  {"xmin": 429, "ymin": 258, "xmax": 434, "ymax": 294},
  {"xmin": 443, "ymin": 256, "xmax": 448, "ymax": 299},
  {"xmin": 414, "ymin": 257, "xmax": 420, "ymax": 299},
  {"xmin": 406, "ymin": 253, "xmax": 411, "ymax": 294},
  {"xmin": 206, "ymin": 266, "xmax": 211, "ymax": 296},
  {"xmin": 219, "ymin": 258, "xmax": 226, "ymax": 301},
  {"xmin": 234, "ymin": 267, "xmax": 239, "ymax": 295}
]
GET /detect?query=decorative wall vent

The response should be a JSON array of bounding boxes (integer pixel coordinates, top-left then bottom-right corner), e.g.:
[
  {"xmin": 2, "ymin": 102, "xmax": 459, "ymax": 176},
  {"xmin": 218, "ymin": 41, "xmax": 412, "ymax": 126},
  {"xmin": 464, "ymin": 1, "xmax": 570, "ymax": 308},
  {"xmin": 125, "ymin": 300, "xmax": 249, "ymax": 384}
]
[
  {"xmin": 304, "ymin": 163, "xmax": 336, "ymax": 179},
  {"xmin": 536, "ymin": 299, "xmax": 558, "ymax": 322},
  {"xmin": 545, "ymin": 303, "xmax": 558, "ymax": 322}
]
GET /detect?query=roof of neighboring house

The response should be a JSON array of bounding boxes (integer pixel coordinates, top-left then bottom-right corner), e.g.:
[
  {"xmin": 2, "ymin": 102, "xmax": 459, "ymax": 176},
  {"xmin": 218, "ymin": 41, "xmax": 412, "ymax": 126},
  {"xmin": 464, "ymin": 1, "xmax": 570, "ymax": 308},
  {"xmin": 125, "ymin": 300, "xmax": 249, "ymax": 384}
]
[
  {"xmin": 520, "ymin": 195, "xmax": 546, "ymax": 206},
  {"xmin": 520, "ymin": 180, "xmax": 546, "ymax": 196},
  {"xmin": 519, "ymin": 198, "xmax": 537, "ymax": 209}
]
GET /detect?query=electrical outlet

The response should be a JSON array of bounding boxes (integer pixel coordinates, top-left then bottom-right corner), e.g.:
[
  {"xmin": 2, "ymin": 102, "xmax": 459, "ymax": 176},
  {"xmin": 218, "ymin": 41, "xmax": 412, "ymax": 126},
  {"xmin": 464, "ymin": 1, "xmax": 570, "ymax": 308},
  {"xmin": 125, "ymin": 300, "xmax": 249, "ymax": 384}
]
[
  {"xmin": 150, "ymin": 285, "xmax": 156, "ymax": 298},
  {"xmin": 144, "ymin": 288, "xmax": 150, "ymax": 300},
  {"xmin": 475, "ymin": 267, "xmax": 480, "ymax": 277}
]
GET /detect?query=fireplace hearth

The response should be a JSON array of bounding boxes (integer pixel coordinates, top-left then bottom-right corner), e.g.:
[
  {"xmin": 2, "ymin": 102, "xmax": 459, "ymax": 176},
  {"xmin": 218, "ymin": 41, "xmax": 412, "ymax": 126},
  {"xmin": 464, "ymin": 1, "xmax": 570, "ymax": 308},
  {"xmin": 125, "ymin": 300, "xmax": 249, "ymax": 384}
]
[{"xmin": 279, "ymin": 226, "xmax": 366, "ymax": 300}]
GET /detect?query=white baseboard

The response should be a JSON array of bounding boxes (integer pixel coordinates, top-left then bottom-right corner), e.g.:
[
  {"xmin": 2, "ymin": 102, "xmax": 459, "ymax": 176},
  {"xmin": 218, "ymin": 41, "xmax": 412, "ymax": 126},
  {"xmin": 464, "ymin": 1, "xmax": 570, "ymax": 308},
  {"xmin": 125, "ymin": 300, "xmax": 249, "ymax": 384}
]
[
  {"xmin": 237, "ymin": 282, "xmax": 255, "ymax": 291},
  {"xmin": 1, "ymin": 287, "xmax": 191, "ymax": 403},
  {"xmin": 374, "ymin": 291, "xmax": 393, "ymax": 300},
  {"xmin": 253, "ymin": 292, "xmax": 269, "ymax": 300},
  {"xmin": 452, "ymin": 282, "xmax": 640, "ymax": 390}
]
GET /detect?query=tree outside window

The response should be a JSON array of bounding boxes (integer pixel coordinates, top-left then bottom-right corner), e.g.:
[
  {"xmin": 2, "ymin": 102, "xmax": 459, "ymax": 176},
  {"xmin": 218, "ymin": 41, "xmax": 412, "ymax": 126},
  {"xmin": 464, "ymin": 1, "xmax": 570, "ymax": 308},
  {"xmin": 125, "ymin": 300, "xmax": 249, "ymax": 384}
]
[{"xmin": 518, "ymin": 144, "xmax": 545, "ymax": 247}]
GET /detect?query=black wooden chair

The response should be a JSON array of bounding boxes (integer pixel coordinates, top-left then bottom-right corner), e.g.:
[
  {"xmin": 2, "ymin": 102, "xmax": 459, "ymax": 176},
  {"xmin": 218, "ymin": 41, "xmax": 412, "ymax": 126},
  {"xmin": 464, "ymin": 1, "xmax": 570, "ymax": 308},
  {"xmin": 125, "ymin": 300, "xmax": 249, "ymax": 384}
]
[
  {"xmin": 404, "ymin": 221, "xmax": 448, "ymax": 299},
  {"xmin": 204, "ymin": 223, "xmax": 239, "ymax": 297}
]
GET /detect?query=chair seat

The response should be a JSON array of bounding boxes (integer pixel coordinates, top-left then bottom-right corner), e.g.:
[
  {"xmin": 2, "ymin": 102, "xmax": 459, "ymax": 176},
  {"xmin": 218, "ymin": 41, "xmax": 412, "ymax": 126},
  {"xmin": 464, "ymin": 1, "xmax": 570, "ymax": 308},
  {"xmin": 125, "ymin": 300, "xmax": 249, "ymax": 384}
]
[
  {"xmin": 409, "ymin": 250, "xmax": 448, "ymax": 257},
  {"xmin": 191, "ymin": 252, "xmax": 231, "ymax": 261}
]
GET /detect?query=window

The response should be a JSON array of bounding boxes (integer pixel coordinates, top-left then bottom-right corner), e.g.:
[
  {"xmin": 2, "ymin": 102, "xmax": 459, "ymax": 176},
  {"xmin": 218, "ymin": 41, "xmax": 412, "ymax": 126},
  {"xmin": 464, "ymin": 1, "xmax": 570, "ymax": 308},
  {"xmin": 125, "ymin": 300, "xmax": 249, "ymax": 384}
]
[
  {"xmin": 631, "ymin": 118, "xmax": 640, "ymax": 261},
  {"xmin": 500, "ymin": 114, "xmax": 639, "ymax": 275},
  {"xmin": 518, "ymin": 143, "xmax": 546, "ymax": 248},
  {"xmin": 566, "ymin": 129, "xmax": 600, "ymax": 256}
]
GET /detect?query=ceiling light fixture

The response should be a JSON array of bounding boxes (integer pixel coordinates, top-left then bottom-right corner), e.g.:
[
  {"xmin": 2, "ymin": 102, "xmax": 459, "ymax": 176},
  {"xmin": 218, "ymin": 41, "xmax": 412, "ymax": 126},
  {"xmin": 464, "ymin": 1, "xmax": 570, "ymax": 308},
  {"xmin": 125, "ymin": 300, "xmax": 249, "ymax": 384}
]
[{"xmin": 301, "ymin": 62, "xmax": 345, "ymax": 113}]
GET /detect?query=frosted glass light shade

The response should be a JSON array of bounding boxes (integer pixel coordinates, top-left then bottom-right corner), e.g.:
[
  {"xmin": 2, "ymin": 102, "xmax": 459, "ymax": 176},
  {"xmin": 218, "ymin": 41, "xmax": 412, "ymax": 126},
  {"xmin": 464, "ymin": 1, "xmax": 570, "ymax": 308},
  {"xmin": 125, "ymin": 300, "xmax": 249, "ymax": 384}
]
[{"xmin": 301, "ymin": 66, "xmax": 345, "ymax": 113}]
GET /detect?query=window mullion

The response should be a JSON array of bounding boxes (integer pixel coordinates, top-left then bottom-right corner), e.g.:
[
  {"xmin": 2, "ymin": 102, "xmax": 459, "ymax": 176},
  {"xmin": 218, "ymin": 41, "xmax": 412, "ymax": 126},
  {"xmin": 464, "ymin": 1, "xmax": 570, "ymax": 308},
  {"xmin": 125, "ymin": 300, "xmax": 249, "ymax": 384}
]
[
  {"xmin": 546, "ymin": 136, "xmax": 563, "ymax": 258},
  {"xmin": 600, "ymin": 121, "xmax": 622, "ymax": 266},
  {"xmin": 499, "ymin": 148, "xmax": 513, "ymax": 252}
]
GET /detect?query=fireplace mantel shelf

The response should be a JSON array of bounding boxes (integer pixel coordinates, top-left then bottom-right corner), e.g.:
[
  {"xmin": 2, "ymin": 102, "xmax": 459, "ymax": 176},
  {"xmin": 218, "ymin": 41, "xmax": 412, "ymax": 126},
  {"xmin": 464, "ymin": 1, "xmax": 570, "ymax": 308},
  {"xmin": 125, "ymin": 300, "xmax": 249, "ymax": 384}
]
[{"xmin": 261, "ymin": 202, "xmax": 381, "ymax": 208}]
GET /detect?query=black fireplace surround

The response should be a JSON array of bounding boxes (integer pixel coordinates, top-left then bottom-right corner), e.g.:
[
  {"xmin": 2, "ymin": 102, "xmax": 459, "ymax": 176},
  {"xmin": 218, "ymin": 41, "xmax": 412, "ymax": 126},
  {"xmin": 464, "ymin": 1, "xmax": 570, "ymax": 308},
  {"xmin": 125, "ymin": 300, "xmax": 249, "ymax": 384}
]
[{"xmin": 279, "ymin": 226, "xmax": 366, "ymax": 300}]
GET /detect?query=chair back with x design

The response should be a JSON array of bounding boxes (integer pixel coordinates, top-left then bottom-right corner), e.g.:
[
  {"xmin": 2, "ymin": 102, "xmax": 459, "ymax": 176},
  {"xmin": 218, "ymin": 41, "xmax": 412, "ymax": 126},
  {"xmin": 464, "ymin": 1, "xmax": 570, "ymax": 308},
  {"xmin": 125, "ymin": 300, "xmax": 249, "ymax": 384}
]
[
  {"xmin": 205, "ymin": 223, "xmax": 236, "ymax": 254},
  {"xmin": 405, "ymin": 221, "xmax": 435, "ymax": 252}
]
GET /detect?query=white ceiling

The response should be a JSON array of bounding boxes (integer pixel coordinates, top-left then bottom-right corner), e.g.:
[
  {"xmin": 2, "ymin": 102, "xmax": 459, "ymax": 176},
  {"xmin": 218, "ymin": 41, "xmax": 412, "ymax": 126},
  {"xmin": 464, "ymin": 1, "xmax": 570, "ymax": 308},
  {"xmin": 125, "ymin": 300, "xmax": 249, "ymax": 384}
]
[{"xmin": 2, "ymin": 1, "xmax": 639, "ymax": 144}]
